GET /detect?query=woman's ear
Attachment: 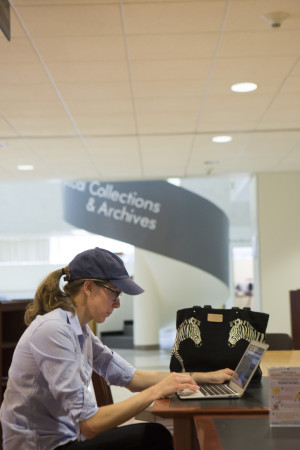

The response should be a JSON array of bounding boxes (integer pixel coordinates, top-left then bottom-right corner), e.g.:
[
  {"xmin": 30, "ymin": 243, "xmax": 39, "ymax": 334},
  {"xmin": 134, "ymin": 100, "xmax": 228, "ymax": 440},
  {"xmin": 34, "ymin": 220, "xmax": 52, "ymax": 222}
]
[{"xmin": 82, "ymin": 280, "xmax": 94, "ymax": 295}]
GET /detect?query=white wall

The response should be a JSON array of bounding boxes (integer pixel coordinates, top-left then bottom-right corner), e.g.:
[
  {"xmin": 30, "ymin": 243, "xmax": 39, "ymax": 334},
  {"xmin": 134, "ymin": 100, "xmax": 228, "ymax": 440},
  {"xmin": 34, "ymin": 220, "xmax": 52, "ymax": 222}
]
[
  {"xmin": 0, "ymin": 181, "xmax": 73, "ymax": 235},
  {"xmin": 0, "ymin": 264, "xmax": 61, "ymax": 299},
  {"xmin": 257, "ymin": 172, "xmax": 300, "ymax": 334},
  {"xmin": 133, "ymin": 248, "xmax": 229, "ymax": 347},
  {"xmin": 181, "ymin": 176, "xmax": 254, "ymax": 309}
]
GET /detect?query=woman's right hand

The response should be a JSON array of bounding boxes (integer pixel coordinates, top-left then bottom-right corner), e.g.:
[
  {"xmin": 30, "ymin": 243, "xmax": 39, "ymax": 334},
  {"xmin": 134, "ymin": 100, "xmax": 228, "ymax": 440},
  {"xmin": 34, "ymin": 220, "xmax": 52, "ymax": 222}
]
[{"xmin": 152, "ymin": 372, "xmax": 199, "ymax": 398}]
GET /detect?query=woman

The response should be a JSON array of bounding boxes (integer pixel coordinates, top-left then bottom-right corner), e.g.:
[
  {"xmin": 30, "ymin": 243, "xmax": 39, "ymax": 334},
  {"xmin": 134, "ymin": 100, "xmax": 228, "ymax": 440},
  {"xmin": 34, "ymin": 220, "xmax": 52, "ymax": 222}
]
[{"xmin": 0, "ymin": 247, "xmax": 233, "ymax": 450}]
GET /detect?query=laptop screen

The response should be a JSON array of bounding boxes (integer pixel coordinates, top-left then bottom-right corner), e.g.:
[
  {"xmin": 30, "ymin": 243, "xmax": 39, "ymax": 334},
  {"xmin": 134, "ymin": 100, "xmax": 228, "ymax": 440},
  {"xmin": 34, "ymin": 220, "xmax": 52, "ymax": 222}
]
[{"xmin": 231, "ymin": 342, "xmax": 266, "ymax": 389}]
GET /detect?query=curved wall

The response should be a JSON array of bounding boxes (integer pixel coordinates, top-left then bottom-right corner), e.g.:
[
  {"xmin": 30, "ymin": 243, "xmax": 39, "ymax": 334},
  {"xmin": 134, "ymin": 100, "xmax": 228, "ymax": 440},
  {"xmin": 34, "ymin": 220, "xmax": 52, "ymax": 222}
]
[{"xmin": 63, "ymin": 179, "xmax": 229, "ymax": 286}]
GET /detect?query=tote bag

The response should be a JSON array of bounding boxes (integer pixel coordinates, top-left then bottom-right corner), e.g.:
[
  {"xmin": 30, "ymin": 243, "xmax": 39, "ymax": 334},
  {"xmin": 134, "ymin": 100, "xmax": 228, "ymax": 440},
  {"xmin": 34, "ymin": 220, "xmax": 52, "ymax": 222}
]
[{"xmin": 170, "ymin": 305, "xmax": 269, "ymax": 383}]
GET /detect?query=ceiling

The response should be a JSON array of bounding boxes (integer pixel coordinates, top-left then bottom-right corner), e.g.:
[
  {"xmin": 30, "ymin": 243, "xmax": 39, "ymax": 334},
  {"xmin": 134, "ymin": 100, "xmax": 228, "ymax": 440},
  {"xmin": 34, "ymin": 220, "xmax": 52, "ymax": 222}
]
[{"xmin": 0, "ymin": 0, "xmax": 300, "ymax": 183}]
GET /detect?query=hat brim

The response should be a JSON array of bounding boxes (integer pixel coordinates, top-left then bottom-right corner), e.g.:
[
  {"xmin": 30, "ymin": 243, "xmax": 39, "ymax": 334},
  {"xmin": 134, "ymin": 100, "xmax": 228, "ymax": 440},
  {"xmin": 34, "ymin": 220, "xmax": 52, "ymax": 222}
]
[{"xmin": 110, "ymin": 277, "xmax": 144, "ymax": 296}]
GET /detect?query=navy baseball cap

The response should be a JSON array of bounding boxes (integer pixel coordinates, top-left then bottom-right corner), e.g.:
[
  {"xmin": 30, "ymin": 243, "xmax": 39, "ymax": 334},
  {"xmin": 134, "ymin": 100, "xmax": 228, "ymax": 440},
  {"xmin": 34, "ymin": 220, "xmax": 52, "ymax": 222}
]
[{"xmin": 66, "ymin": 247, "xmax": 144, "ymax": 296}]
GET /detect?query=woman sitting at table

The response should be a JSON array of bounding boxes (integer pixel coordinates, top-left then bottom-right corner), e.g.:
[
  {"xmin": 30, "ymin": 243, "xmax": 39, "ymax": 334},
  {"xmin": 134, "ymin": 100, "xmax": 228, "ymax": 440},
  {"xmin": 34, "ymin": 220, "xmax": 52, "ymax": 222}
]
[{"xmin": 0, "ymin": 247, "xmax": 233, "ymax": 450}]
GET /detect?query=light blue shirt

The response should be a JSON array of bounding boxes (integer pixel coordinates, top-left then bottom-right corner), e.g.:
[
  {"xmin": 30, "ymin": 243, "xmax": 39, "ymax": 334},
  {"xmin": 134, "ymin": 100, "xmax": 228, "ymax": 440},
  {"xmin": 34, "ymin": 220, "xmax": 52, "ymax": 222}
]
[{"xmin": 0, "ymin": 308, "xmax": 136, "ymax": 450}]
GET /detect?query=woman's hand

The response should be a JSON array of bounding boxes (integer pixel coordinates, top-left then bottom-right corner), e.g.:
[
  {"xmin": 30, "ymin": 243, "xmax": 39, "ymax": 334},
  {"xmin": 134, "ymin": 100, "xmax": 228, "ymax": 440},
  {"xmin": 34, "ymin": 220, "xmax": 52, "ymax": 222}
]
[
  {"xmin": 196, "ymin": 368, "xmax": 234, "ymax": 384},
  {"xmin": 153, "ymin": 372, "xmax": 199, "ymax": 398}
]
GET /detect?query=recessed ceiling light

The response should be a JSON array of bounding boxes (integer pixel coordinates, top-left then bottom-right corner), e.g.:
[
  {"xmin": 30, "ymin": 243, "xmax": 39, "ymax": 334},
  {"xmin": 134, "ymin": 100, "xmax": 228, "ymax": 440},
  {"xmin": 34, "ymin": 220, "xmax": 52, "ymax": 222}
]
[
  {"xmin": 212, "ymin": 135, "xmax": 232, "ymax": 143},
  {"xmin": 17, "ymin": 165, "xmax": 34, "ymax": 171},
  {"xmin": 231, "ymin": 82, "xmax": 258, "ymax": 93}
]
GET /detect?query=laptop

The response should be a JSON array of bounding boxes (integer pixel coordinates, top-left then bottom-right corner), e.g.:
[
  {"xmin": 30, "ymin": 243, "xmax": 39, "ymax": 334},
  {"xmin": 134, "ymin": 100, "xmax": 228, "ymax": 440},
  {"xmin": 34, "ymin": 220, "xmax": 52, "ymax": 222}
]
[{"xmin": 177, "ymin": 340, "xmax": 269, "ymax": 400}]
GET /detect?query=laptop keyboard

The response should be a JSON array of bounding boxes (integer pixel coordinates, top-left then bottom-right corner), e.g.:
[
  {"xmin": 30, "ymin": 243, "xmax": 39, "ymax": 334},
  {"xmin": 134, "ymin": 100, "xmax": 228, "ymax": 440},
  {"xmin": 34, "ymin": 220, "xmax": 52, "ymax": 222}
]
[{"xmin": 200, "ymin": 383, "xmax": 237, "ymax": 396}]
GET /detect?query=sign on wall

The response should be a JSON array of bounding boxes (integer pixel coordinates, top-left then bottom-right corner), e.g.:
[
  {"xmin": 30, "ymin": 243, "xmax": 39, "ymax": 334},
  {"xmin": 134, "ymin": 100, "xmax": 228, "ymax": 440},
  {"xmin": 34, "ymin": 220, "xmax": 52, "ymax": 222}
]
[{"xmin": 63, "ymin": 180, "xmax": 229, "ymax": 286}]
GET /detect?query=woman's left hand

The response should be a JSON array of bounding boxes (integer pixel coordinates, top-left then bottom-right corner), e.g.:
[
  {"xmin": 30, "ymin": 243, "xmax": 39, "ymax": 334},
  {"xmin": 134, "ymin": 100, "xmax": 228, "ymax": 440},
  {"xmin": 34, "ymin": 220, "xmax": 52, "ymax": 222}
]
[{"xmin": 197, "ymin": 368, "xmax": 234, "ymax": 384}]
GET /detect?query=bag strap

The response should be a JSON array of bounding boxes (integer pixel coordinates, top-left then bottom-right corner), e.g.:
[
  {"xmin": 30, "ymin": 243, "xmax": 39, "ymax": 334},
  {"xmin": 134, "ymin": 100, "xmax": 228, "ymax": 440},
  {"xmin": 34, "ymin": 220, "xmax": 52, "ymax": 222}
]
[{"xmin": 193, "ymin": 305, "xmax": 252, "ymax": 311}]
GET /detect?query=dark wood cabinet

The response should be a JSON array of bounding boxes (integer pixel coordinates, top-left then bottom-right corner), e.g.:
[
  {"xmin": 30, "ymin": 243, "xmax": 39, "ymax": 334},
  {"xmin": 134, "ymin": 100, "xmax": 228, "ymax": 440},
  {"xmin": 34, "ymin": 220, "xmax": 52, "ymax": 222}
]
[
  {"xmin": 0, "ymin": 299, "xmax": 32, "ymax": 401},
  {"xmin": 0, "ymin": 299, "xmax": 32, "ymax": 449},
  {"xmin": 290, "ymin": 290, "xmax": 300, "ymax": 350}
]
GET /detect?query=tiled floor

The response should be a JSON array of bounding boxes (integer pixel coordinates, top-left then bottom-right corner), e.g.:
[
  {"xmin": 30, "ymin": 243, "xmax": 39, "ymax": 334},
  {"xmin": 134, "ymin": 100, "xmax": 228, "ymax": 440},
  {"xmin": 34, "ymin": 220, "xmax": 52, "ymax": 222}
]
[{"xmin": 109, "ymin": 348, "xmax": 171, "ymax": 402}]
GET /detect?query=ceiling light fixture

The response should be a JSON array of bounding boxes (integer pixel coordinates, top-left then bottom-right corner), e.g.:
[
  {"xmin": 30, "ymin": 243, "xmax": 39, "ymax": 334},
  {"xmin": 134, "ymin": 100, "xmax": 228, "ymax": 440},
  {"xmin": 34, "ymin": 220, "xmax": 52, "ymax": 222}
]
[
  {"xmin": 17, "ymin": 164, "xmax": 34, "ymax": 171},
  {"xmin": 231, "ymin": 82, "xmax": 258, "ymax": 93},
  {"xmin": 212, "ymin": 136, "xmax": 232, "ymax": 143},
  {"xmin": 262, "ymin": 11, "xmax": 289, "ymax": 28}
]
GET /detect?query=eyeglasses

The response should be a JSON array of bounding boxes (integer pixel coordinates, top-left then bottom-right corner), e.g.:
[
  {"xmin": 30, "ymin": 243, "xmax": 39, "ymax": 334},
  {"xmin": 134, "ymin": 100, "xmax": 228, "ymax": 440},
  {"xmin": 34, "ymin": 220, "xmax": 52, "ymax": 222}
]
[
  {"xmin": 83, "ymin": 279, "xmax": 122, "ymax": 303},
  {"xmin": 101, "ymin": 284, "xmax": 122, "ymax": 303}
]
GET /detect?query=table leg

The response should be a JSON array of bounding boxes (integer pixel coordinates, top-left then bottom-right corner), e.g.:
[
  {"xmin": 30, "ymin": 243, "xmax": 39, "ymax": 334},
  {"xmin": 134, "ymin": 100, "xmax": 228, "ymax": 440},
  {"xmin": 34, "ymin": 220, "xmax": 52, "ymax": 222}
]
[
  {"xmin": 193, "ymin": 416, "xmax": 222, "ymax": 450},
  {"xmin": 173, "ymin": 417, "xmax": 199, "ymax": 450}
]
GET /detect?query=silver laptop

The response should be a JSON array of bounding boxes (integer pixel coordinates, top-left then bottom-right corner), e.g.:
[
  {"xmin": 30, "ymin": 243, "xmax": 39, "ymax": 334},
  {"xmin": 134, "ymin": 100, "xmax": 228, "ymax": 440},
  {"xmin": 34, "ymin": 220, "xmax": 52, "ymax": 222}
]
[{"xmin": 177, "ymin": 340, "xmax": 269, "ymax": 400}]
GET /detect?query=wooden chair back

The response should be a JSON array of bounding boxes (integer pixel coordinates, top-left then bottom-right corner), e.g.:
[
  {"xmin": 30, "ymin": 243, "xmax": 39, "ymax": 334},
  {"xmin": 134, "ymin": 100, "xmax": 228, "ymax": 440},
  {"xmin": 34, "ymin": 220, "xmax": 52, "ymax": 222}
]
[
  {"xmin": 265, "ymin": 333, "xmax": 293, "ymax": 350},
  {"xmin": 92, "ymin": 371, "xmax": 114, "ymax": 407}
]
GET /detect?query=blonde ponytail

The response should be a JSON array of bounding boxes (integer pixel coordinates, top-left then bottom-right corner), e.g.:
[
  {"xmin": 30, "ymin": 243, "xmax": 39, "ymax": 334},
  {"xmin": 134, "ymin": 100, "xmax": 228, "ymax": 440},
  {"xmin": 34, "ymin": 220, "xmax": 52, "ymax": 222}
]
[{"xmin": 25, "ymin": 269, "xmax": 75, "ymax": 325}]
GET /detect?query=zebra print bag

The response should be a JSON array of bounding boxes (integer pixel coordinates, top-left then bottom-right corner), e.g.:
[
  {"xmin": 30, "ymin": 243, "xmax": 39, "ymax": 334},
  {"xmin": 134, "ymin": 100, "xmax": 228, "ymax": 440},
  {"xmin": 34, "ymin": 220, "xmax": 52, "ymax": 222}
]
[{"xmin": 169, "ymin": 305, "xmax": 269, "ymax": 383}]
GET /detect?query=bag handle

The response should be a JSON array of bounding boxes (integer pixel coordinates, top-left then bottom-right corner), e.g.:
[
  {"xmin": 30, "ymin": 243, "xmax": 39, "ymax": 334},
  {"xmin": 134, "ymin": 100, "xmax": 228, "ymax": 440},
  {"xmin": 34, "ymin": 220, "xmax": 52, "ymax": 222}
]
[{"xmin": 192, "ymin": 305, "xmax": 252, "ymax": 311}]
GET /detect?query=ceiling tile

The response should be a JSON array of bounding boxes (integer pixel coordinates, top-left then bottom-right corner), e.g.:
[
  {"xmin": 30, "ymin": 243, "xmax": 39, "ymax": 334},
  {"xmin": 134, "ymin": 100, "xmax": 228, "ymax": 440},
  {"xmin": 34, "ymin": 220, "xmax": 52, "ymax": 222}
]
[
  {"xmin": 137, "ymin": 112, "xmax": 199, "ymax": 134},
  {"xmin": 130, "ymin": 59, "xmax": 212, "ymax": 81},
  {"xmin": 34, "ymin": 36, "xmax": 127, "ymax": 62},
  {"xmin": 6, "ymin": 115, "xmax": 75, "ymax": 137},
  {"xmin": 0, "ymin": 37, "xmax": 37, "ymax": 63},
  {"xmin": 0, "ymin": 118, "xmax": 18, "ymax": 137},
  {"xmin": 47, "ymin": 61, "xmax": 129, "ymax": 83},
  {"xmin": 86, "ymin": 136, "xmax": 140, "ymax": 155},
  {"xmin": 72, "ymin": 113, "xmax": 137, "ymax": 135},
  {"xmin": 219, "ymin": 30, "xmax": 300, "ymax": 58},
  {"xmin": 66, "ymin": 99, "xmax": 134, "ymax": 115},
  {"xmin": 124, "ymin": 2, "xmax": 226, "ymax": 34},
  {"xmin": 0, "ymin": 62, "xmax": 49, "ymax": 83},
  {"xmin": 56, "ymin": 81, "xmax": 132, "ymax": 101},
  {"xmin": 15, "ymin": 4, "xmax": 123, "ymax": 37},
  {"xmin": 127, "ymin": 34, "xmax": 219, "ymax": 60},
  {"xmin": 135, "ymin": 97, "xmax": 203, "ymax": 114}
]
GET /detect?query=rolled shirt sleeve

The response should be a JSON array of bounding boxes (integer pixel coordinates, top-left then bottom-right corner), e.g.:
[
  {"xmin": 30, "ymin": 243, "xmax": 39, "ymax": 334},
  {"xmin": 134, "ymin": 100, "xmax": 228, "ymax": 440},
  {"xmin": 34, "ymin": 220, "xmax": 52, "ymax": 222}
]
[{"xmin": 89, "ymin": 325, "xmax": 136, "ymax": 386}]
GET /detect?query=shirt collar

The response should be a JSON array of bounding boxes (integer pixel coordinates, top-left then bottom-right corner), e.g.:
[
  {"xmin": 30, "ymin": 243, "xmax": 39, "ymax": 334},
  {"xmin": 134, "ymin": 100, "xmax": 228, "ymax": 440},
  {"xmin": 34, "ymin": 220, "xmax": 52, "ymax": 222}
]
[
  {"xmin": 65, "ymin": 310, "xmax": 88, "ymax": 349},
  {"xmin": 66, "ymin": 311, "xmax": 87, "ymax": 336}
]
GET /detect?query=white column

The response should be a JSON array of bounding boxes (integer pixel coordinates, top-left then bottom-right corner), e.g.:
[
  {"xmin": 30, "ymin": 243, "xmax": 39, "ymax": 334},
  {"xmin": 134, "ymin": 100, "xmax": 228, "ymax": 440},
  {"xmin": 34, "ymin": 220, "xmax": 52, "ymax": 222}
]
[
  {"xmin": 257, "ymin": 172, "xmax": 300, "ymax": 334},
  {"xmin": 133, "ymin": 248, "xmax": 161, "ymax": 349},
  {"xmin": 250, "ymin": 175, "xmax": 261, "ymax": 312}
]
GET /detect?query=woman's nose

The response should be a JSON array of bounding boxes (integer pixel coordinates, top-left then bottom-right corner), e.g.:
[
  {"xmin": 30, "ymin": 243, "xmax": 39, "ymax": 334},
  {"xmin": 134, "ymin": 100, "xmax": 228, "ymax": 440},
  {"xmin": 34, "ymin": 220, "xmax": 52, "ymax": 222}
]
[{"xmin": 113, "ymin": 298, "xmax": 121, "ymax": 308}]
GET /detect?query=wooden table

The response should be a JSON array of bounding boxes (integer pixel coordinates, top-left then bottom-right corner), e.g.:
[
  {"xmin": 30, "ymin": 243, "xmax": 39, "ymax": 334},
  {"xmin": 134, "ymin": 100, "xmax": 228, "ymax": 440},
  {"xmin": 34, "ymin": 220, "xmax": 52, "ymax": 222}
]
[
  {"xmin": 260, "ymin": 350, "xmax": 300, "ymax": 375},
  {"xmin": 153, "ymin": 351, "xmax": 300, "ymax": 450},
  {"xmin": 153, "ymin": 378, "xmax": 269, "ymax": 450},
  {"xmin": 193, "ymin": 415, "xmax": 300, "ymax": 450}
]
